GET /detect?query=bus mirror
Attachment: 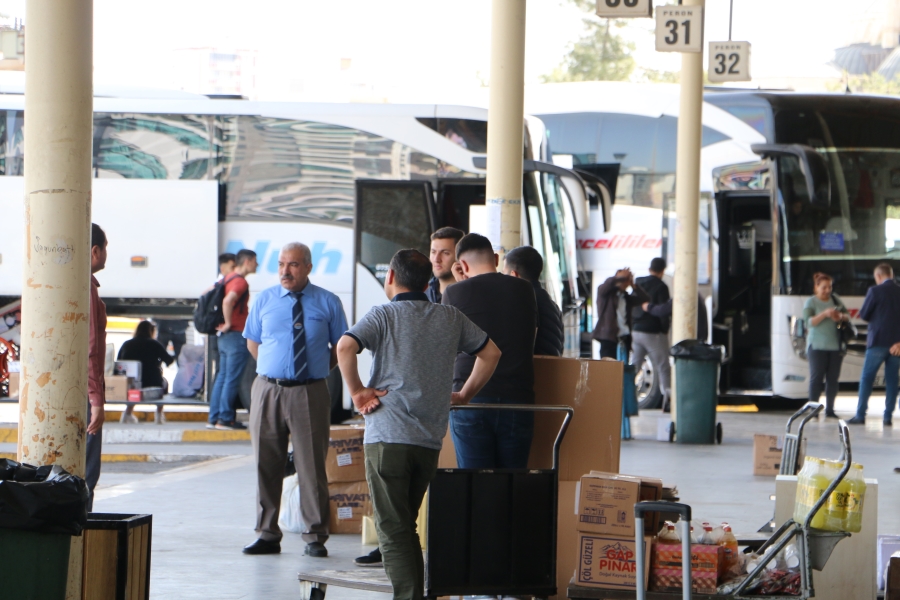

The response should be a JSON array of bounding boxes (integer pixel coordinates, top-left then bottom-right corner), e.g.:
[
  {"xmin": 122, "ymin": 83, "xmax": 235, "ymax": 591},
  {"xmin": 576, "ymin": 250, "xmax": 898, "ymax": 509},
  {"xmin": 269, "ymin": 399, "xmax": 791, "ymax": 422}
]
[{"xmin": 751, "ymin": 144, "xmax": 831, "ymax": 209}]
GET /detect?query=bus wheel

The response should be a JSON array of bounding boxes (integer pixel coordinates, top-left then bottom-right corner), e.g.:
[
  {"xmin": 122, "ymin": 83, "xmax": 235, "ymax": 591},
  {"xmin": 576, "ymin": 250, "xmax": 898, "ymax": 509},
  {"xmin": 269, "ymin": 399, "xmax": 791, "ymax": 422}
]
[{"xmin": 636, "ymin": 356, "xmax": 662, "ymax": 410}]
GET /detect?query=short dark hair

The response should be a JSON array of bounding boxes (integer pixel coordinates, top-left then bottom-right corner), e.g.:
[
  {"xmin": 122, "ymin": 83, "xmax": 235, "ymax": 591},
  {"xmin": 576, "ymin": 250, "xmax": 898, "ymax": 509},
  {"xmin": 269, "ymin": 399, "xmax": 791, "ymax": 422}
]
[
  {"xmin": 650, "ymin": 257, "xmax": 667, "ymax": 273},
  {"xmin": 235, "ymin": 249, "xmax": 257, "ymax": 265},
  {"xmin": 134, "ymin": 320, "xmax": 155, "ymax": 339},
  {"xmin": 431, "ymin": 227, "xmax": 465, "ymax": 245},
  {"xmin": 389, "ymin": 249, "xmax": 432, "ymax": 291},
  {"xmin": 456, "ymin": 233, "xmax": 494, "ymax": 262},
  {"xmin": 91, "ymin": 223, "xmax": 107, "ymax": 249},
  {"xmin": 505, "ymin": 246, "xmax": 543, "ymax": 282},
  {"xmin": 876, "ymin": 263, "xmax": 894, "ymax": 278},
  {"xmin": 218, "ymin": 252, "xmax": 236, "ymax": 266}
]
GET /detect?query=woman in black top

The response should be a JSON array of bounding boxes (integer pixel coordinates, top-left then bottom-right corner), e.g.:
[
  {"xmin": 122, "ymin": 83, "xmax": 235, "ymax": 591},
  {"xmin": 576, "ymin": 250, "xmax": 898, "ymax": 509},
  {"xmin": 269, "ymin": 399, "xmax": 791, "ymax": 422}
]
[{"xmin": 118, "ymin": 321, "xmax": 174, "ymax": 423}]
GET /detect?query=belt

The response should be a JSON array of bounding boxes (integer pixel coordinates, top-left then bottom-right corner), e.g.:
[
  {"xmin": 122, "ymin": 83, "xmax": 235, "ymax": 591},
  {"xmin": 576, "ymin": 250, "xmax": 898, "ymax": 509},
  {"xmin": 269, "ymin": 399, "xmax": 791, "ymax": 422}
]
[{"xmin": 260, "ymin": 375, "xmax": 324, "ymax": 388}]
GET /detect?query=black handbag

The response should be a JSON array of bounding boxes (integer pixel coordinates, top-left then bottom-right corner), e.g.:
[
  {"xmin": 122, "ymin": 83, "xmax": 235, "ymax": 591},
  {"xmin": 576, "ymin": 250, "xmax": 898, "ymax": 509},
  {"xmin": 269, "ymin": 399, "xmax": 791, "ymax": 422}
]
[{"xmin": 832, "ymin": 295, "xmax": 856, "ymax": 355}]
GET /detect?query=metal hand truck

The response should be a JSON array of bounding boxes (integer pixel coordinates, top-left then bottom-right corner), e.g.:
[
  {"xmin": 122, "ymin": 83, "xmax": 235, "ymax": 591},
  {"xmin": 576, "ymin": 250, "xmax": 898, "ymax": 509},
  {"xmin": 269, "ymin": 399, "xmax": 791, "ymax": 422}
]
[
  {"xmin": 626, "ymin": 419, "xmax": 853, "ymax": 600},
  {"xmin": 298, "ymin": 404, "xmax": 574, "ymax": 600}
]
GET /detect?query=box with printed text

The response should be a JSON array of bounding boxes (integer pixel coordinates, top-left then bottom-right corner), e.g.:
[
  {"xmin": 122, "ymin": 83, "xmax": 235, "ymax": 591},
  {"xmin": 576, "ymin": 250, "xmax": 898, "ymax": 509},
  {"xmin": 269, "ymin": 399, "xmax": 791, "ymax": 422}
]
[
  {"xmin": 326, "ymin": 425, "xmax": 366, "ymax": 482},
  {"xmin": 575, "ymin": 472, "xmax": 641, "ymax": 536},
  {"xmin": 575, "ymin": 532, "xmax": 651, "ymax": 590},
  {"xmin": 328, "ymin": 480, "xmax": 372, "ymax": 534}
]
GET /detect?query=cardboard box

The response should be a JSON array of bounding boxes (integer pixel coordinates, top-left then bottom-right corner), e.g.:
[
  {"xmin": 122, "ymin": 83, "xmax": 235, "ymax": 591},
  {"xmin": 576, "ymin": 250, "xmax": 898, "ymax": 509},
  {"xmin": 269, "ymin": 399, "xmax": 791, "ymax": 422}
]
[
  {"xmin": 650, "ymin": 568, "xmax": 718, "ymax": 595},
  {"xmin": 105, "ymin": 375, "xmax": 134, "ymax": 401},
  {"xmin": 439, "ymin": 357, "xmax": 624, "ymax": 479},
  {"xmin": 6, "ymin": 372, "xmax": 18, "ymax": 398},
  {"xmin": 327, "ymin": 425, "xmax": 366, "ymax": 482},
  {"xmin": 651, "ymin": 542, "xmax": 723, "ymax": 595},
  {"xmin": 576, "ymin": 473, "xmax": 642, "ymax": 536},
  {"xmin": 652, "ymin": 542, "xmax": 723, "ymax": 573},
  {"xmin": 587, "ymin": 471, "xmax": 663, "ymax": 535},
  {"xmin": 113, "ymin": 360, "xmax": 142, "ymax": 383},
  {"xmin": 328, "ymin": 481, "xmax": 372, "ymax": 534},
  {"xmin": 753, "ymin": 433, "xmax": 806, "ymax": 476},
  {"xmin": 575, "ymin": 532, "xmax": 652, "ymax": 590}
]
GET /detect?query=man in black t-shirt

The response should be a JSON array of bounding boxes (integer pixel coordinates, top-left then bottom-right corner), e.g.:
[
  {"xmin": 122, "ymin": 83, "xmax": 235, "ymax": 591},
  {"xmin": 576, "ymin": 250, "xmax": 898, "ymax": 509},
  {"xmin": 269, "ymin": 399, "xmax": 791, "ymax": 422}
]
[{"xmin": 443, "ymin": 234, "xmax": 537, "ymax": 469}]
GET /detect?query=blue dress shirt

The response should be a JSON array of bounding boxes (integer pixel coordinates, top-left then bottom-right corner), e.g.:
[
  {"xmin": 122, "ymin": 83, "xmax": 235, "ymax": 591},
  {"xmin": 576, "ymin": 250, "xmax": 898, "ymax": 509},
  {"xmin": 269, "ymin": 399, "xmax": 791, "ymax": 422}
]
[{"xmin": 243, "ymin": 282, "xmax": 348, "ymax": 380}]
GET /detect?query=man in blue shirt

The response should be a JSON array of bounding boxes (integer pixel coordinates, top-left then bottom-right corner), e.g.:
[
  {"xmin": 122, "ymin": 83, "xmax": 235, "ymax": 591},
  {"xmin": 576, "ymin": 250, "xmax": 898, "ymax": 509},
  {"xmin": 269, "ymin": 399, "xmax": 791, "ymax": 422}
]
[
  {"xmin": 849, "ymin": 263, "xmax": 900, "ymax": 425},
  {"xmin": 241, "ymin": 242, "xmax": 348, "ymax": 558}
]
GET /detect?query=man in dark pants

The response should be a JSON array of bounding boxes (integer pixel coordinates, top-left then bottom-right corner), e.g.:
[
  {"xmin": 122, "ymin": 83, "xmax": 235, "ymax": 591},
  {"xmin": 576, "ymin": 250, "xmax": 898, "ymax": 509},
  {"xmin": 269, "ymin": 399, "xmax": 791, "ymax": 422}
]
[
  {"xmin": 849, "ymin": 263, "xmax": 900, "ymax": 425},
  {"xmin": 86, "ymin": 223, "xmax": 108, "ymax": 511},
  {"xmin": 443, "ymin": 234, "xmax": 537, "ymax": 469},
  {"xmin": 337, "ymin": 249, "xmax": 500, "ymax": 600},
  {"xmin": 631, "ymin": 258, "xmax": 671, "ymax": 406},
  {"xmin": 591, "ymin": 268, "xmax": 650, "ymax": 359},
  {"xmin": 503, "ymin": 246, "xmax": 564, "ymax": 356}
]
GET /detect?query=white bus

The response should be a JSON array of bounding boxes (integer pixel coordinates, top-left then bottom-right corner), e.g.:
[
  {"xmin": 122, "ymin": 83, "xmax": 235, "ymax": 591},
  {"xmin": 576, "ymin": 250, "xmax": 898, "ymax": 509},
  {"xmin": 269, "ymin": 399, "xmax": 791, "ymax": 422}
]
[
  {"xmin": 527, "ymin": 82, "xmax": 900, "ymax": 406},
  {"xmin": 0, "ymin": 81, "xmax": 596, "ymax": 400}
]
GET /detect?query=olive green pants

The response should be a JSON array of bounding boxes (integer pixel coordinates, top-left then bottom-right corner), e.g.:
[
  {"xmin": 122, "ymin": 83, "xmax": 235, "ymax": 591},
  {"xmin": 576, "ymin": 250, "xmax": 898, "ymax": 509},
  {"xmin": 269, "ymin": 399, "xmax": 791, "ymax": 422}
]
[{"xmin": 364, "ymin": 442, "xmax": 440, "ymax": 600}]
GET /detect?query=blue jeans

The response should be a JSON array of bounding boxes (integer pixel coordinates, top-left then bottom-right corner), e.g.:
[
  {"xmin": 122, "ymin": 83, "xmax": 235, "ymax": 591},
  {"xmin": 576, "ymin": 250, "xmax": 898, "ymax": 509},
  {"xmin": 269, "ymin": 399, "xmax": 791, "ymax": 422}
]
[
  {"xmin": 209, "ymin": 331, "xmax": 250, "ymax": 424},
  {"xmin": 450, "ymin": 396, "xmax": 534, "ymax": 469},
  {"xmin": 855, "ymin": 346, "xmax": 900, "ymax": 420}
]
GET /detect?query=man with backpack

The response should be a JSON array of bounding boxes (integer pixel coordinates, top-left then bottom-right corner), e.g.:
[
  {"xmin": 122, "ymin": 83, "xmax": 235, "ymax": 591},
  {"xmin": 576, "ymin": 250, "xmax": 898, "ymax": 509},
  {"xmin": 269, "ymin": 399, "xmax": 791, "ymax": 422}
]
[{"xmin": 207, "ymin": 248, "xmax": 257, "ymax": 430}]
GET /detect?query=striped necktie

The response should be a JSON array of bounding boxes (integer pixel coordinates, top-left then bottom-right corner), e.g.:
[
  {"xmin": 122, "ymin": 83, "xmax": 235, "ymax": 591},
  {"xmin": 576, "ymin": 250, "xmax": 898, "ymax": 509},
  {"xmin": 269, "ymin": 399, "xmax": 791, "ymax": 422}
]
[{"xmin": 291, "ymin": 292, "xmax": 309, "ymax": 381}]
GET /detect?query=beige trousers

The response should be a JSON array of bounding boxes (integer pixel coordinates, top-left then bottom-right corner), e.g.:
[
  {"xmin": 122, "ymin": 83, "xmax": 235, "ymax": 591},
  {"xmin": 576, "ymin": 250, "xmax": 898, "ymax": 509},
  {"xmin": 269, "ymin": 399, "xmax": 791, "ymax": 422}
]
[{"xmin": 250, "ymin": 376, "xmax": 331, "ymax": 544}]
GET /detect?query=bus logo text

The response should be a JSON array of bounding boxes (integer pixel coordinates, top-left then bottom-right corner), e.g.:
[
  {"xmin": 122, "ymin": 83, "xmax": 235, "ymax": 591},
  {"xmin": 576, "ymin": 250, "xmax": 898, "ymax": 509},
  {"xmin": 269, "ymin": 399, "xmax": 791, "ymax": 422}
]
[{"xmin": 225, "ymin": 240, "xmax": 342, "ymax": 275}]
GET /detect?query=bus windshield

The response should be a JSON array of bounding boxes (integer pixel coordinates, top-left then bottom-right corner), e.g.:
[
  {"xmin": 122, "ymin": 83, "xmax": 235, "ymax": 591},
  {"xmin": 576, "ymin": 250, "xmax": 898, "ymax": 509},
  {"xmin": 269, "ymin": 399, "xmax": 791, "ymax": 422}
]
[{"xmin": 776, "ymin": 106, "xmax": 900, "ymax": 295}]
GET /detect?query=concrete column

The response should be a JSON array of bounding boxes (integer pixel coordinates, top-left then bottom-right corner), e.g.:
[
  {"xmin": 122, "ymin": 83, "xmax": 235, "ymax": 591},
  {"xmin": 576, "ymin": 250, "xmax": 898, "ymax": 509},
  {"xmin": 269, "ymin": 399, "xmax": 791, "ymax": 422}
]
[
  {"xmin": 486, "ymin": 0, "xmax": 526, "ymax": 256},
  {"xmin": 670, "ymin": 0, "xmax": 705, "ymax": 418},
  {"xmin": 20, "ymin": 1, "xmax": 93, "ymax": 596}
]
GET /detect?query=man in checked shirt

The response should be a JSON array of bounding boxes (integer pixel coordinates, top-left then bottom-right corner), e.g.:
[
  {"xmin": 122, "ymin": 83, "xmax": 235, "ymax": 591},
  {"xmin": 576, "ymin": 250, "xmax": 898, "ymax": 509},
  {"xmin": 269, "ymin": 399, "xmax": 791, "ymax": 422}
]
[{"xmin": 241, "ymin": 242, "xmax": 348, "ymax": 558}]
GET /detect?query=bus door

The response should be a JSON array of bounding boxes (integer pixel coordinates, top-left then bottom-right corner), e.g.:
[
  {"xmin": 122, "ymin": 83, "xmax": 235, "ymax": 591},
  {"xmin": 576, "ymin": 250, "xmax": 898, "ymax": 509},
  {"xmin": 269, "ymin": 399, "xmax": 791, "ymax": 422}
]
[
  {"xmin": 713, "ymin": 190, "xmax": 774, "ymax": 394},
  {"xmin": 353, "ymin": 179, "xmax": 436, "ymax": 323}
]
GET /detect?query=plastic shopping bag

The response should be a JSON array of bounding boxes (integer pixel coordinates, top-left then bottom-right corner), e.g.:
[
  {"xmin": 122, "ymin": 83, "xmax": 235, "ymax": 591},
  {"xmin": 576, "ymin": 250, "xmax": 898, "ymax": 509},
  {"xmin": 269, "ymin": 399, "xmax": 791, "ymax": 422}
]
[{"xmin": 278, "ymin": 475, "xmax": 304, "ymax": 534}]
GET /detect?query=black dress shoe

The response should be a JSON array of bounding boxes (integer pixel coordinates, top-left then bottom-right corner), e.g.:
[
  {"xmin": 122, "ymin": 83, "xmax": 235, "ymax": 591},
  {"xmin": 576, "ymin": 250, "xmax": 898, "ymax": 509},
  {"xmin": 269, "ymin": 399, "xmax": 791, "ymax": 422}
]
[
  {"xmin": 846, "ymin": 416, "xmax": 866, "ymax": 425},
  {"xmin": 824, "ymin": 410, "xmax": 838, "ymax": 419},
  {"xmin": 243, "ymin": 538, "xmax": 281, "ymax": 555},
  {"xmin": 885, "ymin": 419, "xmax": 893, "ymax": 426},
  {"xmin": 305, "ymin": 542, "xmax": 328, "ymax": 557}
]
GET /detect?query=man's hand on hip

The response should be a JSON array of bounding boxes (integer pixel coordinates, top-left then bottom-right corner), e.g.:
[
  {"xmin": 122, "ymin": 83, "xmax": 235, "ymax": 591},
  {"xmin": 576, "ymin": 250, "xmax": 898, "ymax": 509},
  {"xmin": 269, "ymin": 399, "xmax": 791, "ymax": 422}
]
[
  {"xmin": 87, "ymin": 405, "xmax": 105, "ymax": 435},
  {"xmin": 351, "ymin": 387, "xmax": 387, "ymax": 415}
]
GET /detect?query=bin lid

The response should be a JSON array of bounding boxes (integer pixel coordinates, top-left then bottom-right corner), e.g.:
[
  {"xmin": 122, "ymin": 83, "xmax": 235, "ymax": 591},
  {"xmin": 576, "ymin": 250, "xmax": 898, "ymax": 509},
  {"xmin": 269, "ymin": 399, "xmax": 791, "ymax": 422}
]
[{"xmin": 670, "ymin": 339, "xmax": 724, "ymax": 362}]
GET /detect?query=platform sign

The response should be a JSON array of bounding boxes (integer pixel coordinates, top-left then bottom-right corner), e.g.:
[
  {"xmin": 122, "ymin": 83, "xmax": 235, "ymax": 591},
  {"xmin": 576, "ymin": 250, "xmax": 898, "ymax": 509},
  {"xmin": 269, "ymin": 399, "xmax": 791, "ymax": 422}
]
[
  {"xmin": 655, "ymin": 5, "xmax": 703, "ymax": 53},
  {"xmin": 596, "ymin": 0, "xmax": 652, "ymax": 18},
  {"xmin": 708, "ymin": 41, "xmax": 751, "ymax": 82}
]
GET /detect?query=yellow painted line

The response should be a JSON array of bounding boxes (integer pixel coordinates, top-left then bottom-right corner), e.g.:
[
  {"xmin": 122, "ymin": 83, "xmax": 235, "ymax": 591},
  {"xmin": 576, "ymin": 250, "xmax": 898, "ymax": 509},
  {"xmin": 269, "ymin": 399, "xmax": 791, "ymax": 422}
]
[
  {"xmin": 0, "ymin": 428, "xmax": 17, "ymax": 443},
  {"xmin": 182, "ymin": 429, "xmax": 251, "ymax": 442},
  {"xmin": 717, "ymin": 404, "xmax": 759, "ymax": 413},
  {"xmin": 0, "ymin": 452, "xmax": 149, "ymax": 463}
]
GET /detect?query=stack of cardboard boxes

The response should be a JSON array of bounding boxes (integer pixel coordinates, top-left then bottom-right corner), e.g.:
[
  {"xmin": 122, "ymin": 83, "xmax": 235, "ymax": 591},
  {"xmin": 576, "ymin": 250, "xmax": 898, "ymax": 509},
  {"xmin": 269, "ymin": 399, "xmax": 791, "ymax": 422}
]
[
  {"xmin": 325, "ymin": 425, "xmax": 373, "ymax": 534},
  {"xmin": 573, "ymin": 472, "xmax": 662, "ymax": 593}
]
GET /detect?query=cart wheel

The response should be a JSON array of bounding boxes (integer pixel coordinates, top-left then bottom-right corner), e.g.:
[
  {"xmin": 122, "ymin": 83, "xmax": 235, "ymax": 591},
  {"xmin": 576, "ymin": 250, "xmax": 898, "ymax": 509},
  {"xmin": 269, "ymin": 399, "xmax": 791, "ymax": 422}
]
[
  {"xmin": 668, "ymin": 422, "xmax": 676, "ymax": 443},
  {"xmin": 716, "ymin": 422, "xmax": 723, "ymax": 444}
]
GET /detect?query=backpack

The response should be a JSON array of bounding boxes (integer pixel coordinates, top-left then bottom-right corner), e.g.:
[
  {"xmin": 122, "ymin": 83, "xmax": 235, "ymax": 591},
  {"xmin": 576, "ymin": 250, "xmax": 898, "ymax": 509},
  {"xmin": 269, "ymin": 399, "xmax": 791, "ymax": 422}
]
[{"xmin": 193, "ymin": 274, "xmax": 246, "ymax": 335}]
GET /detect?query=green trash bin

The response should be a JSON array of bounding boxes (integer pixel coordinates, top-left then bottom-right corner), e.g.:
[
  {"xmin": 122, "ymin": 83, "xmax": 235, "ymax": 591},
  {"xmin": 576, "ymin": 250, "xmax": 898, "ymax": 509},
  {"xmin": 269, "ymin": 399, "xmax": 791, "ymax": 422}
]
[
  {"xmin": 0, "ymin": 459, "xmax": 88, "ymax": 600},
  {"xmin": 0, "ymin": 529, "xmax": 71, "ymax": 600},
  {"xmin": 671, "ymin": 340, "xmax": 724, "ymax": 444}
]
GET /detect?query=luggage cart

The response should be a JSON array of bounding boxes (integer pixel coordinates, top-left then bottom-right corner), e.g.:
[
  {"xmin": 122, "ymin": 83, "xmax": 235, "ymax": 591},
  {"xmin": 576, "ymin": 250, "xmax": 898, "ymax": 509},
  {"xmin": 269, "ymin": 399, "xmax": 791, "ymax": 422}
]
[
  {"xmin": 298, "ymin": 404, "xmax": 573, "ymax": 600},
  {"xmin": 568, "ymin": 419, "xmax": 853, "ymax": 600}
]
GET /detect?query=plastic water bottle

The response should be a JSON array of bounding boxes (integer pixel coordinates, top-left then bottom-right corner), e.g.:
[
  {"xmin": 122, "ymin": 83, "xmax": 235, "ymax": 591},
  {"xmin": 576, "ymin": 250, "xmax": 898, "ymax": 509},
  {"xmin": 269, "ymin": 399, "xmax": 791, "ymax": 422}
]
[{"xmin": 844, "ymin": 463, "xmax": 867, "ymax": 533}]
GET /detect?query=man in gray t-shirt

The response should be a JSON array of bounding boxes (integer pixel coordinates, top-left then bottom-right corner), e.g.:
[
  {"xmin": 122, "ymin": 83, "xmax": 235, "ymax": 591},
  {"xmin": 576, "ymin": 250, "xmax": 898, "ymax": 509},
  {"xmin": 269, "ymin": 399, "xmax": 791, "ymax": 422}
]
[{"xmin": 337, "ymin": 249, "xmax": 500, "ymax": 600}]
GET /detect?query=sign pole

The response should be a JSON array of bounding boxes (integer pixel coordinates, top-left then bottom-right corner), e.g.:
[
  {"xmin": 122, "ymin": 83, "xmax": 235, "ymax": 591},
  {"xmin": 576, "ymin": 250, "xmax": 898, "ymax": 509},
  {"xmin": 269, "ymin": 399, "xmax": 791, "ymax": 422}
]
[
  {"xmin": 670, "ymin": 0, "xmax": 705, "ymax": 420},
  {"xmin": 486, "ymin": 0, "xmax": 526, "ymax": 257},
  {"xmin": 21, "ymin": 1, "xmax": 93, "ymax": 596}
]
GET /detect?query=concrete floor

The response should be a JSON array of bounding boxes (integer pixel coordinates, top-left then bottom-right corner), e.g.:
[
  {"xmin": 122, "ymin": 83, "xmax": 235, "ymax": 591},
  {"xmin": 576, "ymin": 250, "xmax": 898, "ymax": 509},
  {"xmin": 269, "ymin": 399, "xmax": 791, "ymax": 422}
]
[{"xmin": 54, "ymin": 393, "xmax": 900, "ymax": 598}]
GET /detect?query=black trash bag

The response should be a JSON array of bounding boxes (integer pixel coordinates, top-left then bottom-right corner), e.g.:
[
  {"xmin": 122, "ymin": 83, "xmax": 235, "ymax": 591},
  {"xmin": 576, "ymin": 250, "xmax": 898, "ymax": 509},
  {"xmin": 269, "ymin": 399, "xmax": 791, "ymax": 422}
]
[
  {"xmin": 0, "ymin": 459, "xmax": 88, "ymax": 535},
  {"xmin": 670, "ymin": 339, "xmax": 725, "ymax": 362}
]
